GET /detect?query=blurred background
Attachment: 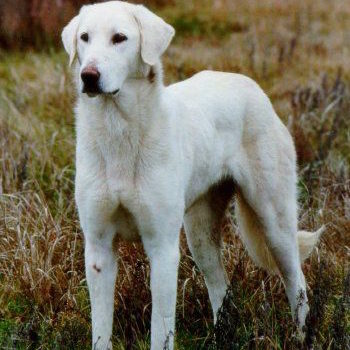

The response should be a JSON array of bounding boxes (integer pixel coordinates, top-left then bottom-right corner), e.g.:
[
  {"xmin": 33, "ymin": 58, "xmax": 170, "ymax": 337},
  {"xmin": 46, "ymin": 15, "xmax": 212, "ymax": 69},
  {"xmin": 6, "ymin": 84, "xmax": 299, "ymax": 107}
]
[{"xmin": 0, "ymin": 1, "xmax": 349, "ymax": 349}]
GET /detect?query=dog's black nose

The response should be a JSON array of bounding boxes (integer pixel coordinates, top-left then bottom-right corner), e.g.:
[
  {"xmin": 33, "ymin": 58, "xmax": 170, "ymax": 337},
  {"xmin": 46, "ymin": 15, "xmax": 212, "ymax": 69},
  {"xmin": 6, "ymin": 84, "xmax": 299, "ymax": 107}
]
[{"xmin": 81, "ymin": 66, "xmax": 101, "ymax": 93}]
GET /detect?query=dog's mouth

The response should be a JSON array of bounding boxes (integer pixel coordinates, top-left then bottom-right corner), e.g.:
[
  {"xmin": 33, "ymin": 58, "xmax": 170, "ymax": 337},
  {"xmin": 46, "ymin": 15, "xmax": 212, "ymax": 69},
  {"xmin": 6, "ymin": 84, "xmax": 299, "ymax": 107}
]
[{"xmin": 83, "ymin": 88, "xmax": 120, "ymax": 98}]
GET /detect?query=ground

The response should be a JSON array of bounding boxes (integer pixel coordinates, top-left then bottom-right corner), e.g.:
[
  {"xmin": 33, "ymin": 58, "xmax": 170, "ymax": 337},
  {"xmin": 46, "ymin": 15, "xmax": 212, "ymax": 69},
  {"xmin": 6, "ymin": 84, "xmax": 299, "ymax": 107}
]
[{"xmin": 0, "ymin": 0, "xmax": 349, "ymax": 349}]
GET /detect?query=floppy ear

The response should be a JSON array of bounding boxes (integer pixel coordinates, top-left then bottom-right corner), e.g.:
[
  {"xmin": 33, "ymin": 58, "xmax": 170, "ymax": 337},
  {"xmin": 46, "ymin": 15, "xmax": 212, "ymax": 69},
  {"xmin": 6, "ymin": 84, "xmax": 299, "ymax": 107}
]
[
  {"xmin": 62, "ymin": 15, "xmax": 80, "ymax": 66},
  {"xmin": 133, "ymin": 5, "xmax": 175, "ymax": 66}
]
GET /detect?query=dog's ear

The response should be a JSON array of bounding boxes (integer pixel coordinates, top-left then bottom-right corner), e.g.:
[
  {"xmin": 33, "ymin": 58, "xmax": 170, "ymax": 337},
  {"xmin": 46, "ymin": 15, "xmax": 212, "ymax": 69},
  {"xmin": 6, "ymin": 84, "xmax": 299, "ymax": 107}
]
[
  {"xmin": 62, "ymin": 15, "xmax": 80, "ymax": 66},
  {"xmin": 132, "ymin": 5, "xmax": 175, "ymax": 66}
]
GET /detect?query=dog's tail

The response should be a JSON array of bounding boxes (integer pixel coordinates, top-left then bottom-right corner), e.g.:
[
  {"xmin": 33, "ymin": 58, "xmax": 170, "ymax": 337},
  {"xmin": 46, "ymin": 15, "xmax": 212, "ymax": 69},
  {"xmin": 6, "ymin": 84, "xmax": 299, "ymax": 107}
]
[
  {"xmin": 235, "ymin": 192, "xmax": 325, "ymax": 274},
  {"xmin": 297, "ymin": 226, "xmax": 325, "ymax": 262}
]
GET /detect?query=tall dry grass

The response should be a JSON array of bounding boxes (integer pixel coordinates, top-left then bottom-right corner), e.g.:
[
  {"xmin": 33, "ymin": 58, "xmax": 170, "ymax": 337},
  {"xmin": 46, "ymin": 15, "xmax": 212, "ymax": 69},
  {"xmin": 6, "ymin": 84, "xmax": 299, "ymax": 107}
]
[{"xmin": 0, "ymin": 0, "xmax": 349, "ymax": 349}]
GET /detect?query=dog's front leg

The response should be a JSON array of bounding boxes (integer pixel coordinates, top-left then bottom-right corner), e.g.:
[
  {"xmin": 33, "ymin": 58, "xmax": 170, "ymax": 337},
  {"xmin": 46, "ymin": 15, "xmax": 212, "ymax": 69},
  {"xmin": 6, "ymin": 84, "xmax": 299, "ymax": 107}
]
[
  {"xmin": 85, "ymin": 230, "xmax": 117, "ymax": 350},
  {"xmin": 78, "ymin": 194, "xmax": 118, "ymax": 350},
  {"xmin": 141, "ymin": 221, "xmax": 182, "ymax": 350}
]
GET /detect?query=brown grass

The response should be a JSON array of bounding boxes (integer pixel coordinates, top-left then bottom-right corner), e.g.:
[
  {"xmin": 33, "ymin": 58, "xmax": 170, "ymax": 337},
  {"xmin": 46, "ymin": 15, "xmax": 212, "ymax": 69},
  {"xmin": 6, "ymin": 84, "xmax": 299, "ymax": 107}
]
[{"xmin": 0, "ymin": 0, "xmax": 349, "ymax": 349}]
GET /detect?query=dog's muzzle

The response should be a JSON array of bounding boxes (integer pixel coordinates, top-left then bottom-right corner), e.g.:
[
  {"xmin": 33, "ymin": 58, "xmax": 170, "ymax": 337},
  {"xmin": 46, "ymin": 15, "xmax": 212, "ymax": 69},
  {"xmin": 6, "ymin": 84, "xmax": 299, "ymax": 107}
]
[
  {"xmin": 81, "ymin": 66, "xmax": 101, "ymax": 94},
  {"xmin": 81, "ymin": 66, "xmax": 119, "ymax": 96}
]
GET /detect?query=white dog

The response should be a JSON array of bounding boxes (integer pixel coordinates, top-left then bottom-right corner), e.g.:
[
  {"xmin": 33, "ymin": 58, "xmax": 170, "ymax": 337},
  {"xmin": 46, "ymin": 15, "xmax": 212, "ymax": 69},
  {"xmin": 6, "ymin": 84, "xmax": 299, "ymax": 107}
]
[{"xmin": 62, "ymin": 2, "xmax": 324, "ymax": 349}]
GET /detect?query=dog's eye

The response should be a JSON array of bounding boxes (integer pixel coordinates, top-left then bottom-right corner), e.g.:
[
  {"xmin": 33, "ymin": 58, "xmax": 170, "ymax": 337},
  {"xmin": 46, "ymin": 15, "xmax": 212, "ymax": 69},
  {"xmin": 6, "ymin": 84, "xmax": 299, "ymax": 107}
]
[
  {"xmin": 112, "ymin": 33, "xmax": 127, "ymax": 45},
  {"xmin": 80, "ymin": 33, "xmax": 89, "ymax": 42}
]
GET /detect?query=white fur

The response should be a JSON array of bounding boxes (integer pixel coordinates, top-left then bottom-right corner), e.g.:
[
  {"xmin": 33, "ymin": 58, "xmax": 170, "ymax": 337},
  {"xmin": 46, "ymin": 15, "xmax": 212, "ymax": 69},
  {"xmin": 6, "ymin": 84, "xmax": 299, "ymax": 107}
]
[{"xmin": 62, "ymin": 2, "xmax": 323, "ymax": 349}]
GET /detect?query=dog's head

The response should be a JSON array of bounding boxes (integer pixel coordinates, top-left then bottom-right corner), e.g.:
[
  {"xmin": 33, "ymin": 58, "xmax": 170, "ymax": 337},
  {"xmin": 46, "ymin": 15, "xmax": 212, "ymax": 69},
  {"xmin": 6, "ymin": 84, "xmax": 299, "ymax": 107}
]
[{"xmin": 61, "ymin": 1, "xmax": 174, "ymax": 97}]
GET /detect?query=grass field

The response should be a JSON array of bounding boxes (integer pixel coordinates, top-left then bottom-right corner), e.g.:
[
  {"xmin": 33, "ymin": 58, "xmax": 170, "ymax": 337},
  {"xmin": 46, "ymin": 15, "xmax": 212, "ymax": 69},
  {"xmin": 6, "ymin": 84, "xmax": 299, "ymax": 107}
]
[{"xmin": 0, "ymin": 0, "xmax": 349, "ymax": 349}]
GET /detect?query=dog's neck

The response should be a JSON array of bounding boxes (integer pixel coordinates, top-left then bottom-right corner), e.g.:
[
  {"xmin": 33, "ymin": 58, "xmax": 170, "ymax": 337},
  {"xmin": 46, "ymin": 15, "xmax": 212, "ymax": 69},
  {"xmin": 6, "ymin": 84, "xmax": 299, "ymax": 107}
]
[
  {"xmin": 79, "ymin": 61, "xmax": 166, "ymax": 124},
  {"xmin": 114, "ymin": 62, "xmax": 164, "ymax": 121},
  {"xmin": 77, "ymin": 61, "xmax": 171, "ymax": 167}
]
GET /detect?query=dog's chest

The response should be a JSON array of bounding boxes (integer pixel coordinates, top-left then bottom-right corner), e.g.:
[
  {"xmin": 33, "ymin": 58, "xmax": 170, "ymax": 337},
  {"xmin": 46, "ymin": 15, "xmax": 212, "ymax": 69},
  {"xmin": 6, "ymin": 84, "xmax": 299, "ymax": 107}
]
[
  {"xmin": 93, "ymin": 124, "xmax": 159, "ymax": 206},
  {"xmin": 76, "ymin": 101, "xmax": 175, "ymax": 240},
  {"xmin": 97, "ymin": 139, "xmax": 142, "ymax": 202},
  {"xmin": 82, "ymin": 149, "xmax": 144, "ymax": 241},
  {"xmin": 92, "ymin": 116, "xmax": 140, "ymax": 188}
]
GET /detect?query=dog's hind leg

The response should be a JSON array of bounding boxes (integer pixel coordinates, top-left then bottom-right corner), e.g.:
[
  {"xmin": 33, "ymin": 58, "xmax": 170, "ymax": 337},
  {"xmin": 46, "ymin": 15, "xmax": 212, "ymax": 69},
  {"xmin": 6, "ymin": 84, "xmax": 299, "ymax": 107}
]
[
  {"xmin": 230, "ymin": 128, "xmax": 319, "ymax": 331},
  {"xmin": 235, "ymin": 188, "xmax": 310, "ymax": 328},
  {"xmin": 184, "ymin": 179, "xmax": 234, "ymax": 321}
]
